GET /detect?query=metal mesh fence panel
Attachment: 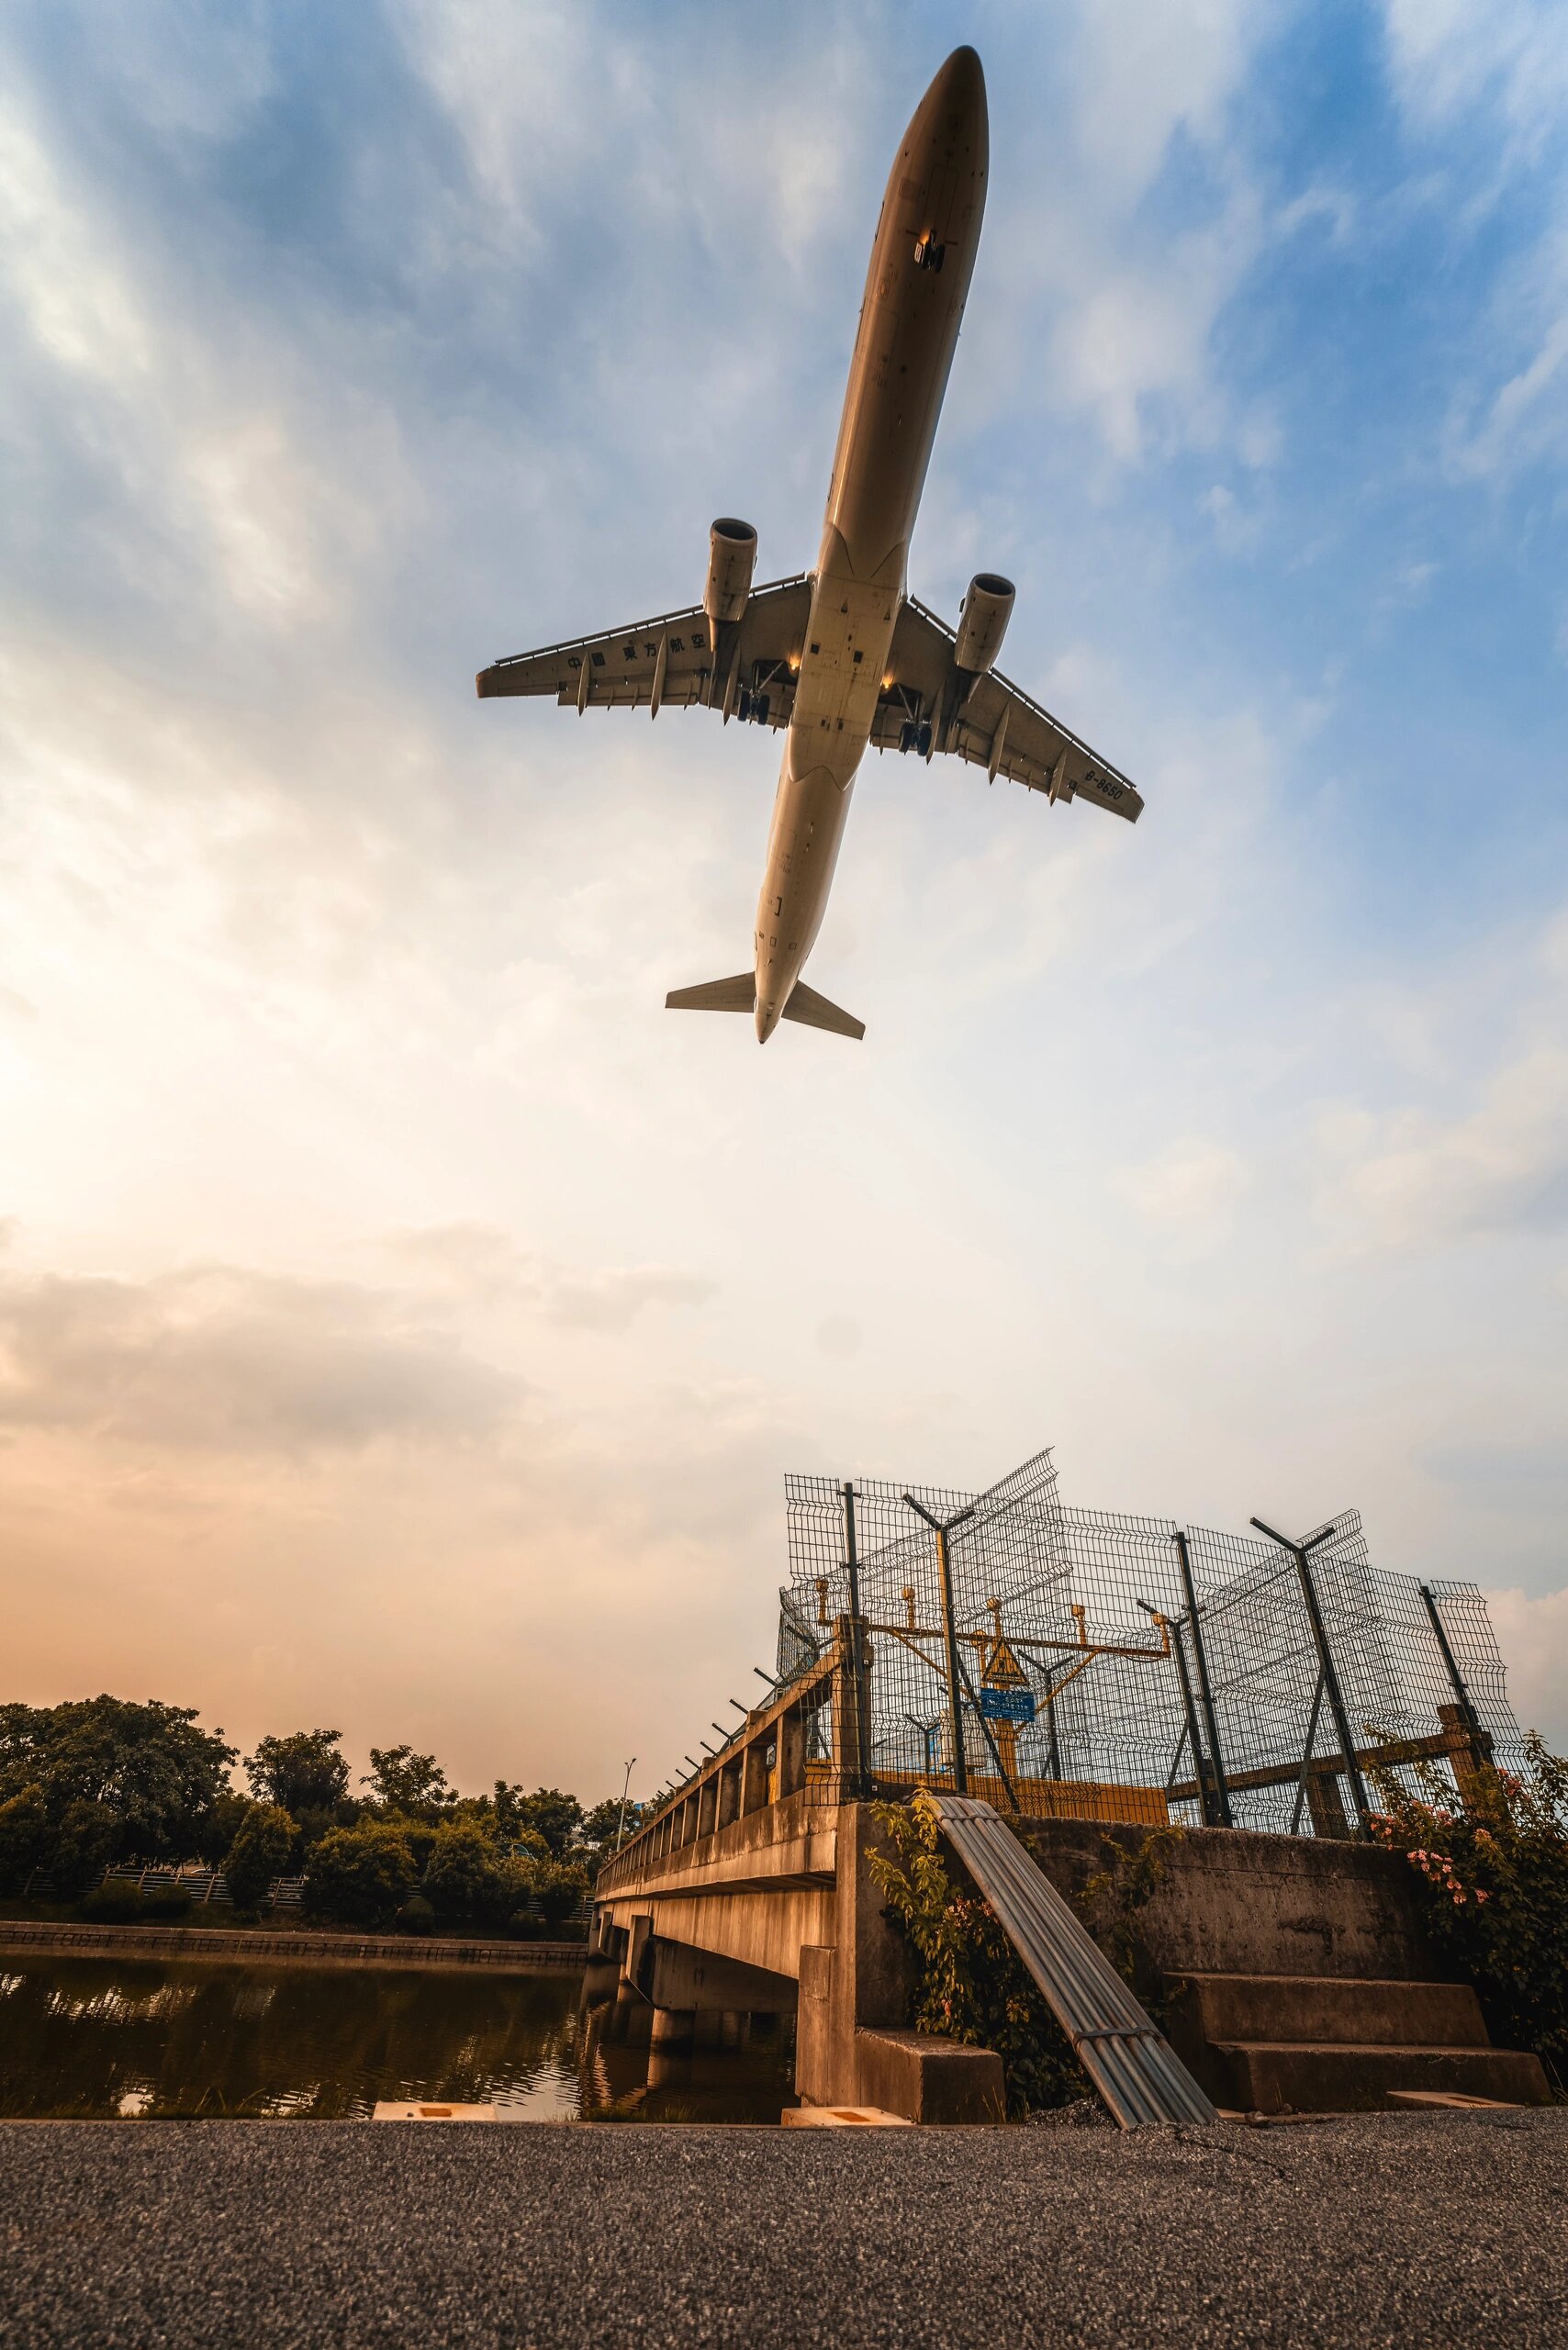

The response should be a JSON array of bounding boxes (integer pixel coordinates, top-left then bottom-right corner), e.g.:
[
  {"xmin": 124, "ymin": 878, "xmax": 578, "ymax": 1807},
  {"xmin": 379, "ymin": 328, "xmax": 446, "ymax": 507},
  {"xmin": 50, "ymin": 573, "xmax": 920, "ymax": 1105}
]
[{"xmin": 780, "ymin": 1458, "xmax": 1525, "ymax": 1836}]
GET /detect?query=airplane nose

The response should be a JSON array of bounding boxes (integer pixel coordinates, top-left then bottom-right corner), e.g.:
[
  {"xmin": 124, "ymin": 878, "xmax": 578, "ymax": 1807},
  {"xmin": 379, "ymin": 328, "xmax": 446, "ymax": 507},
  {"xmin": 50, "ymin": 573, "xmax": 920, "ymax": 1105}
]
[{"xmin": 932, "ymin": 44, "xmax": 985, "ymax": 111}]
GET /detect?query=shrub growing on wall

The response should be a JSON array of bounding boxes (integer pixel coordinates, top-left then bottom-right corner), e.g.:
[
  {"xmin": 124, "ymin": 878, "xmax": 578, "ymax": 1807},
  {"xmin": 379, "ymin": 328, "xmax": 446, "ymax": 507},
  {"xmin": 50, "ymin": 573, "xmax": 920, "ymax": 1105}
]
[
  {"xmin": 303, "ymin": 1823, "xmax": 417, "ymax": 1928},
  {"xmin": 1370, "ymin": 1733, "xmax": 1568, "ymax": 2080},
  {"xmin": 868, "ymin": 1791, "xmax": 1088, "ymax": 2116}
]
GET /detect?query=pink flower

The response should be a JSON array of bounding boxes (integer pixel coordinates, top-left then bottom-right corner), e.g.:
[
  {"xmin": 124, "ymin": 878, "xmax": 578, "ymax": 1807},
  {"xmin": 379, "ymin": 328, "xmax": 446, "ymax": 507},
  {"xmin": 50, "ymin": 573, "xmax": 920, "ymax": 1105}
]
[{"xmin": 1475, "ymin": 1889, "xmax": 1490, "ymax": 1903}]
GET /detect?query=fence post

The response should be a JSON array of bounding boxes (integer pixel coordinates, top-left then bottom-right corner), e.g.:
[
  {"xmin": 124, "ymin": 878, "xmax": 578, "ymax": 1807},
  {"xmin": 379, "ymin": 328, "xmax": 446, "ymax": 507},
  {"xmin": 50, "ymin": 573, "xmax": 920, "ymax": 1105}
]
[
  {"xmin": 903, "ymin": 1494, "xmax": 977, "ymax": 1797},
  {"xmin": 1253, "ymin": 1516, "xmax": 1372, "ymax": 1837},
  {"xmin": 935, "ymin": 1525, "xmax": 969, "ymax": 1796},
  {"xmin": 1288, "ymin": 1671, "xmax": 1326, "ymax": 1836},
  {"xmin": 1174, "ymin": 1533, "xmax": 1233, "ymax": 1826},
  {"xmin": 1171, "ymin": 1620, "xmax": 1216, "ymax": 1826},
  {"xmin": 1418, "ymin": 1583, "xmax": 1488, "ymax": 1782},
  {"xmin": 842, "ymin": 1483, "xmax": 872, "ymax": 1798}
]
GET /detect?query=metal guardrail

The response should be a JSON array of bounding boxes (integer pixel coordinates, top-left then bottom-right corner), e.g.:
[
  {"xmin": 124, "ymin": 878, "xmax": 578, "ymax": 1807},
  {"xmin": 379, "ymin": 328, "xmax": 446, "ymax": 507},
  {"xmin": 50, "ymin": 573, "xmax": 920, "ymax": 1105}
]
[{"xmin": 928, "ymin": 1793, "xmax": 1215, "ymax": 2131}]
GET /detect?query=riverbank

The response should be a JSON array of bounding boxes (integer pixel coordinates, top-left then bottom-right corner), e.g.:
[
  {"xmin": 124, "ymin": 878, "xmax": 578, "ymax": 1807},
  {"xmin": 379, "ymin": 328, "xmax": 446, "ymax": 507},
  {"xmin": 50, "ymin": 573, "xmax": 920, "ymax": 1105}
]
[
  {"xmin": 0, "ymin": 1919, "xmax": 592, "ymax": 1972},
  {"xmin": 4, "ymin": 2110, "xmax": 1564, "ymax": 2348}
]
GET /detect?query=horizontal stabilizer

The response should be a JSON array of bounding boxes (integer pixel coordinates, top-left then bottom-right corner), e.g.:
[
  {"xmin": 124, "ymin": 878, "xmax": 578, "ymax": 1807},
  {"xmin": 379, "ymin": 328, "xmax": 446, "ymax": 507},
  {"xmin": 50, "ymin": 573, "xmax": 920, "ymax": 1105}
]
[
  {"xmin": 781, "ymin": 980, "xmax": 865, "ymax": 1041},
  {"xmin": 666, "ymin": 973, "xmax": 755, "ymax": 1014}
]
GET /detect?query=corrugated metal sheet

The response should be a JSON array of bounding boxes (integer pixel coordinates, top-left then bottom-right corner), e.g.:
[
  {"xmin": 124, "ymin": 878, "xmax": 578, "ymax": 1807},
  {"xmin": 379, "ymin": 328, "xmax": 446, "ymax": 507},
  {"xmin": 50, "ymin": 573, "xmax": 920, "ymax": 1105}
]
[{"xmin": 928, "ymin": 1793, "xmax": 1215, "ymax": 2130}]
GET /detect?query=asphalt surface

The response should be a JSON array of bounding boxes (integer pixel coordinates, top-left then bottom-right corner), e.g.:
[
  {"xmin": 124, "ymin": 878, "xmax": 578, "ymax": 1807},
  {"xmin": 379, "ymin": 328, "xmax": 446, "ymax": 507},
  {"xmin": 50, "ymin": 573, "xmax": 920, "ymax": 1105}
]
[{"xmin": 2, "ymin": 2110, "xmax": 1564, "ymax": 2349}]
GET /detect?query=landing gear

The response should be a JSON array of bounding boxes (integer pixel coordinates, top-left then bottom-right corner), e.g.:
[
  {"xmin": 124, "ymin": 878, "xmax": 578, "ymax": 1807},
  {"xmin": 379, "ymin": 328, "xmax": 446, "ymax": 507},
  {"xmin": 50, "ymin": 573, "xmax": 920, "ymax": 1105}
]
[
  {"xmin": 913, "ymin": 236, "xmax": 946, "ymax": 273},
  {"xmin": 899, "ymin": 719, "xmax": 934, "ymax": 758}
]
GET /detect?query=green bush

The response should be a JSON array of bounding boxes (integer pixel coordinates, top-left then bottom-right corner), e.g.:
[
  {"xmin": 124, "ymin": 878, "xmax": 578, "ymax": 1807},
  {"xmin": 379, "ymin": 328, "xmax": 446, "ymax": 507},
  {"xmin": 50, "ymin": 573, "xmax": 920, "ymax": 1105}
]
[
  {"xmin": 224, "ymin": 1802, "xmax": 297, "ymax": 1908},
  {"xmin": 528, "ymin": 1858, "xmax": 590, "ymax": 1929},
  {"xmin": 422, "ymin": 1821, "xmax": 509, "ymax": 1922},
  {"xmin": 1369, "ymin": 1733, "xmax": 1568, "ymax": 2078},
  {"xmin": 79, "ymin": 1880, "xmax": 143, "ymax": 1923},
  {"xmin": 395, "ymin": 1894, "xmax": 436, "ymax": 1936},
  {"xmin": 302, "ymin": 1823, "xmax": 417, "ymax": 1927},
  {"xmin": 374, "ymin": 1810, "xmax": 440, "ymax": 1875},
  {"xmin": 140, "ymin": 1885, "xmax": 194, "ymax": 1921},
  {"xmin": 50, "ymin": 1799, "xmax": 119, "ymax": 1897},
  {"xmin": 0, "ymin": 1783, "xmax": 49, "ymax": 1895}
]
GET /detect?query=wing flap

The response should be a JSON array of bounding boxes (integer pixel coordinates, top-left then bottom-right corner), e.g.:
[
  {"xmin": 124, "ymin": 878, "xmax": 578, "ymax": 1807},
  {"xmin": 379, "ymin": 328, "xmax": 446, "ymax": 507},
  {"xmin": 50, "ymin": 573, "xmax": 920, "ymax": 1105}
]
[
  {"xmin": 877, "ymin": 598, "xmax": 1143, "ymax": 822},
  {"xmin": 477, "ymin": 576, "xmax": 812, "ymax": 729}
]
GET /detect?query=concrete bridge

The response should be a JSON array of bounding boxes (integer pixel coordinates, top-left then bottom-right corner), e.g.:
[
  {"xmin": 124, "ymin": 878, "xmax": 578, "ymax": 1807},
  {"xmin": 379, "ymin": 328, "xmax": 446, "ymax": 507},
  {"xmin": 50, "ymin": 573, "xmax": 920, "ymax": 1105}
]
[{"xmin": 592, "ymin": 1630, "xmax": 1551, "ymax": 2121}]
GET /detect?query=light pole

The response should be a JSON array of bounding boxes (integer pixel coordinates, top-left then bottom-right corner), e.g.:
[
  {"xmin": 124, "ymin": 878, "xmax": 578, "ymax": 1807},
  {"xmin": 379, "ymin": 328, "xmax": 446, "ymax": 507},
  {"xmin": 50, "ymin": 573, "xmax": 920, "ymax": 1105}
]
[{"xmin": 613, "ymin": 1757, "xmax": 635, "ymax": 1852}]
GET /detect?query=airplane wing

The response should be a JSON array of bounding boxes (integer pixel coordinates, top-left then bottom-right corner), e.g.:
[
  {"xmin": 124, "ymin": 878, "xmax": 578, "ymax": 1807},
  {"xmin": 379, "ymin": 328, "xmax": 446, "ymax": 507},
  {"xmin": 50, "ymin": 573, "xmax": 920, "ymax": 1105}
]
[
  {"xmin": 477, "ymin": 576, "xmax": 814, "ymax": 726},
  {"xmin": 870, "ymin": 596, "xmax": 1143, "ymax": 822}
]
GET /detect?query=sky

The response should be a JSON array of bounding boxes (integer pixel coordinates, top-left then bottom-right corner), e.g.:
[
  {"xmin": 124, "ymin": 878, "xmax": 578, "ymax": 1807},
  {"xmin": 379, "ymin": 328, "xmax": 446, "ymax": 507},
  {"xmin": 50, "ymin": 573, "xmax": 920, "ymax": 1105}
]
[{"xmin": 2, "ymin": 0, "xmax": 1566, "ymax": 1806}]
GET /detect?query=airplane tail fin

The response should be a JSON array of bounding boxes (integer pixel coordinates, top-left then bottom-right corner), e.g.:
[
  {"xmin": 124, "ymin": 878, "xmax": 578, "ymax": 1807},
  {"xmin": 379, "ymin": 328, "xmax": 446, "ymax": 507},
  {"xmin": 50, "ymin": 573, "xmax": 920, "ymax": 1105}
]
[
  {"xmin": 780, "ymin": 979, "xmax": 865, "ymax": 1040},
  {"xmin": 664, "ymin": 971, "xmax": 864, "ymax": 1040},
  {"xmin": 666, "ymin": 973, "xmax": 755, "ymax": 1014}
]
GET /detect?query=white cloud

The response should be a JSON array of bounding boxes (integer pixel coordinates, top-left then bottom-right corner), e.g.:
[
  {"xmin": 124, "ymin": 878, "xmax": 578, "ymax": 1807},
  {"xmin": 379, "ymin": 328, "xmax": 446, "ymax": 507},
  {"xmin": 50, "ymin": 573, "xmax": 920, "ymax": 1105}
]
[
  {"xmin": 388, "ymin": 1222, "xmax": 715, "ymax": 1330},
  {"xmin": 1113, "ymin": 1138, "xmax": 1251, "ymax": 1232},
  {"xmin": 0, "ymin": 1262, "xmax": 519, "ymax": 1453},
  {"xmin": 1381, "ymin": 0, "xmax": 1568, "ymax": 482},
  {"xmin": 0, "ymin": 97, "xmax": 152, "ymax": 383},
  {"xmin": 1320, "ymin": 1045, "xmax": 1568, "ymax": 1252}
]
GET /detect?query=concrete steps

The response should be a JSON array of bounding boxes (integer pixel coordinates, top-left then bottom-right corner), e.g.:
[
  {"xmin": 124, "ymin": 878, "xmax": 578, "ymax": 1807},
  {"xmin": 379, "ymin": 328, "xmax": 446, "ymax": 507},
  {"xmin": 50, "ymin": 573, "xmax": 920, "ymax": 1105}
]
[{"xmin": 1166, "ymin": 1971, "xmax": 1551, "ymax": 2114}]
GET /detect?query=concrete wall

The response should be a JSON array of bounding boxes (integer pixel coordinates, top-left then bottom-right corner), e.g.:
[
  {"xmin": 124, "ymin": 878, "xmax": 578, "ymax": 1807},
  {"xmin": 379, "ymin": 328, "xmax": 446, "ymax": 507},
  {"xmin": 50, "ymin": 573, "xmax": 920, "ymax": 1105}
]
[
  {"xmin": 0, "ymin": 1921, "xmax": 588, "ymax": 1973},
  {"xmin": 1009, "ymin": 1818, "xmax": 1443, "ymax": 1984}
]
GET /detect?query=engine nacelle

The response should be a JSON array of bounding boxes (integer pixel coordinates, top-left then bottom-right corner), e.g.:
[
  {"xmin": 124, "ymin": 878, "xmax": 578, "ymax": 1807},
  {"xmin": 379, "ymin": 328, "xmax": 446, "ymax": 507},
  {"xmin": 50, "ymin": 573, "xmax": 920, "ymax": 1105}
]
[
  {"xmin": 704, "ymin": 517, "xmax": 758, "ymax": 626},
  {"xmin": 953, "ymin": 572, "xmax": 1015, "ymax": 675}
]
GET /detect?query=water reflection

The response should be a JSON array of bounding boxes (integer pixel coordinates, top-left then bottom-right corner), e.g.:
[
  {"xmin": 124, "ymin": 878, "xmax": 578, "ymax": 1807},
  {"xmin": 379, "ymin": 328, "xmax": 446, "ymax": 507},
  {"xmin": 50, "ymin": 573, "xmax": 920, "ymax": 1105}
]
[{"xmin": 0, "ymin": 1957, "xmax": 793, "ymax": 2122}]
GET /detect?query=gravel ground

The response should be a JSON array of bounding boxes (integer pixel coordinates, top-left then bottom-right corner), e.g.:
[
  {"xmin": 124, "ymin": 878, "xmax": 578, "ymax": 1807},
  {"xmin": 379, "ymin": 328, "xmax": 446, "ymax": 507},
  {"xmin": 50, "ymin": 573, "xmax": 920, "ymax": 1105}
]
[{"xmin": 2, "ymin": 2109, "xmax": 1564, "ymax": 2349}]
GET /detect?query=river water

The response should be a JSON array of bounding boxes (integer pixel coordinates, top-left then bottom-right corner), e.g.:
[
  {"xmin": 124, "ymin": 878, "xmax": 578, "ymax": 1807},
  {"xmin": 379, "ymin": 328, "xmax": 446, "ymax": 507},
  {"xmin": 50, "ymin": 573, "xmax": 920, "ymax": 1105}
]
[{"xmin": 0, "ymin": 1955, "xmax": 794, "ymax": 2122}]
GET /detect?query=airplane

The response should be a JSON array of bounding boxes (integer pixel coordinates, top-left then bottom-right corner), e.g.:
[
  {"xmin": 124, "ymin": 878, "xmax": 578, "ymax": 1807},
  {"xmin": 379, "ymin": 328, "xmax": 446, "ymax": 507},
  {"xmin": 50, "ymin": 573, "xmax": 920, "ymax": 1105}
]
[{"xmin": 476, "ymin": 46, "xmax": 1141, "ymax": 1044}]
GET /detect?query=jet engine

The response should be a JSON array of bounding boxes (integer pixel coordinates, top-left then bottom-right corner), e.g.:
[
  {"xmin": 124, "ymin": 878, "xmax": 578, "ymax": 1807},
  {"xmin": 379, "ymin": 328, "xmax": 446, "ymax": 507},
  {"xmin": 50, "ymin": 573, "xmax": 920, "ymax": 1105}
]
[
  {"xmin": 704, "ymin": 518, "xmax": 758, "ymax": 625},
  {"xmin": 953, "ymin": 572, "xmax": 1015, "ymax": 674}
]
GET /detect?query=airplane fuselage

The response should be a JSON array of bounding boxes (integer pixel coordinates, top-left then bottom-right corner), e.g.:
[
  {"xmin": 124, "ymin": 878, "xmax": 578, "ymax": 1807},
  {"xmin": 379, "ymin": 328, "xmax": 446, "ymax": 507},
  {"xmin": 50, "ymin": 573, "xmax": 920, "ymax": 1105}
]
[{"xmin": 753, "ymin": 48, "xmax": 988, "ymax": 1040}]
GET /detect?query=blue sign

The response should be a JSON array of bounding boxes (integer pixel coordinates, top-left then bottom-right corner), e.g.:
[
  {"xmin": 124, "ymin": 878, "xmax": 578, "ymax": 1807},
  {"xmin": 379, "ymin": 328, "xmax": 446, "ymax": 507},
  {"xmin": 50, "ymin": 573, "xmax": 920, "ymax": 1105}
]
[{"xmin": 978, "ymin": 1686, "xmax": 1036, "ymax": 1724}]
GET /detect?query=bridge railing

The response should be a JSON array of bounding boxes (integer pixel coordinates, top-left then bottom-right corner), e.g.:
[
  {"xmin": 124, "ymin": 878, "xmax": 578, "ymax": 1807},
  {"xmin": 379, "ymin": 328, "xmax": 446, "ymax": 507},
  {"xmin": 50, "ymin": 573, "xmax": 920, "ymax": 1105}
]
[
  {"xmin": 597, "ymin": 1639, "xmax": 851, "ymax": 1895},
  {"xmin": 596, "ymin": 1618, "xmax": 1182, "ymax": 1899}
]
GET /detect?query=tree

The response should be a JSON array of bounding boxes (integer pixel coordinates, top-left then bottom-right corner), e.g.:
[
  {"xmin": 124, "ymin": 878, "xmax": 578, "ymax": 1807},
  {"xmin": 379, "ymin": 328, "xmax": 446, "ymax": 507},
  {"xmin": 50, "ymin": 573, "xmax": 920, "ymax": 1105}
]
[
  {"xmin": 0, "ymin": 1784, "xmax": 49, "ymax": 1895},
  {"xmin": 525, "ymin": 1857, "xmax": 591, "ymax": 1929},
  {"xmin": 0, "ymin": 1695, "xmax": 236, "ymax": 1860},
  {"xmin": 245, "ymin": 1729, "xmax": 349, "ymax": 1817},
  {"xmin": 303, "ymin": 1823, "xmax": 417, "ymax": 1927},
  {"xmin": 363, "ymin": 1746, "xmax": 454, "ymax": 1817},
  {"xmin": 422, "ymin": 1821, "xmax": 510, "ymax": 1923},
  {"xmin": 195, "ymin": 1787, "xmax": 251, "ymax": 1866},
  {"xmin": 579, "ymin": 1796, "xmax": 642, "ymax": 1859},
  {"xmin": 224, "ymin": 1803, "xmax": 297, "ymax": 1909},
  {"xmin": 510, "ymin": 1788, "xmax": 583, "ymax": 1857}
]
